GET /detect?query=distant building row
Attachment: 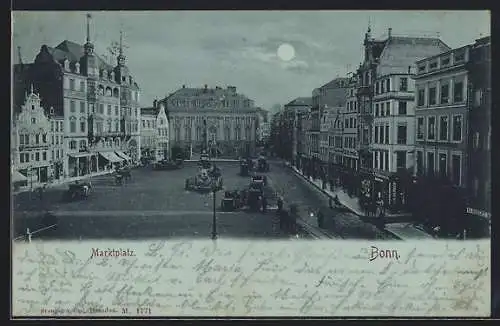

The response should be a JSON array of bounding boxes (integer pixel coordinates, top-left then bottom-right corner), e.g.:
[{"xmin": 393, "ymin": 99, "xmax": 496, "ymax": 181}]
[{"xmin": 272, "ymin": 28, "xmax": 490, "ymax": 221}]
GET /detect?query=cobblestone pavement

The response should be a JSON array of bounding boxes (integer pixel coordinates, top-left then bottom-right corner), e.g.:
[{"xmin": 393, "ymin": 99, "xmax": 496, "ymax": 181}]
[{"xmin": 13, "ymin": 163, "xmax": 311, "ymax": 241}]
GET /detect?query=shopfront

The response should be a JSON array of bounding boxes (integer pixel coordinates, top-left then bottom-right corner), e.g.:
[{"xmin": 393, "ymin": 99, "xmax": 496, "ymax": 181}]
[
  {"xmin": 99, "ymin": 151, "xmax": 124, "ymax": 170},
  {"xmin": 68, "ymin": 153, "xmax": 92, "ymax": 178}
]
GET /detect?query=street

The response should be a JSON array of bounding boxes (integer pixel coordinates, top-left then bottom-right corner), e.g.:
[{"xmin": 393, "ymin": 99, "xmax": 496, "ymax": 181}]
[
  {"xmin": 13, "ymin": 162, "xmax": 315, "ymax": 241},
  {"xmin": 13, "ymin": 161, "xmax": 392, "ymax": 241}
]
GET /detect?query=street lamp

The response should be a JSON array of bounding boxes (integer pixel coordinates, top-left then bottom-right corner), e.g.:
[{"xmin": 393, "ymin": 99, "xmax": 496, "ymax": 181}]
[{"xmin": 211, "ymin": 180, "xmax": 218, "ymax": 240}]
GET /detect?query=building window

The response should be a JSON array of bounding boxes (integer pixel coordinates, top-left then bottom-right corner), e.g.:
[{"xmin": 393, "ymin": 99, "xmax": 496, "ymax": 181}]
[
  {"xmin": 397, "ymin": 125, "xmax": 407, "ymax": 144},
  {"xmin": 380, "ymin": 126, "xmax": 385, "ymax": 144},
  {"xmin": 416, "ymin": 151, "xmax": 423, "ymax": 176},
  {"xmin": 398, "ymin": 101, "xmax": 407, "ymax": 115},
  {"xmin": 80, "ymin": 80, "xmax": 85, "ymax": 91},
  {"xmin": 417, "ymin": 89, "xmax": 425, "ymax": 107},
  {"xmin": 42, "ymin": 134, "xmax": 47, "ymax": 143},
  {"xmin": 80, "ymin": 120, "xmax": 86, "ymax": 133},
  {"xmin": 451, "ymin": 154, "xmax": 461, "ymax": 186},
  {"xmin": 375, "ymin": 104, "xmax": 379, "ymax": 117},
  {"xmin": 35, "ymin": 152, "xmax": 40, "ymax": 161},
  {"xmin": 454, "ymin": 81, "xmax": 464, "ymax": 102},
  {"xmin": 429, "ymin": 61, "xmax": 438, "ymax": 70},
  {"xmin": 429, "ymin": 87, "xmax": 437, "ymax": 105},
  {"xmin": 99, "ymin": 104, "xmax": 104, "ymax": 114},
  {"xmin": 386, "ymin": 79, "xmax": 391, "ymax": 92},
  {"xmin": 35, "ymin": 134, "xmax": 40, "ymax": 144},
  {"xmin": 115, "ymin": 106, "xmax": 119, "ymax": 116},
  {"xmin": 380, "ymin": 81, "xmax": 385, "ymax": 93},
  {"xmin": 374, "ymin": 126, "xmax": 379, "ymax": 144},
  {"xmin": 31, "ymin": 117, "xmax": 36, "ymax": 124},
  {"xmin": 79, "ymin": 101, "xmax": 85, "ymax": 113},
  {"xmin": 439, "ymin": 153, "xmax": 447, "ymax": 178},
  {"xmin": 70, "ymin": 118, "xmax": 76, "ymax": 133},
  {"xmin": 441, "ymin": 56, "xmax": 450, "ymax": 67},
  {"xmin": 396, "ymin": 151, "xmax": 406, "ymax": 169},
  {"xmin": 42, "ymin": 152, "xmax": 47, "ymax": 161},
  {"xmin": 51, "ymin": 121, "xmax": 54, "ymax": 132},
  {"xmin": 69, "ymin": 79, "xmax": 75, "ymax": 90},
  {"xmin": 385, "ymin": 125, "xmax": 389, "ymax": 144},
  {"xmin": 107, "ymin": 105, "xmax": 112, "ymax": 115},
  {"xmin": 440, "ymin": 83, "xmax": 449, "ymax": 104},
  {"xmin": 427, "ymin": 152, "xmax": 435, "ymax": 176},
  {"xmin": 454, "ymin": 50, "xmax": 465, "ymax": 63},
  {"xmin": 400, "ymin": 77, "xmax": 408, "ymax": 91},
  {"xmin": 70, "ymin": 140, "xmax": 77, "ymax": 150},
  {"xmin": 418, "ymin": 64, "xmax": 426, "ymax": 73},
  {"xmin": 416, "ymin": 117, "xmax": 424, "ymax": 139},
  {"xmin": 439, "ymin": 116, "xmax": 449, "ymax": 141},
  {"xmin": 427, "ymin": 116, "xmax": 436, "ymax": 140},
  {"xmin": 70, "ymin": 100, "xmax": 76, "ymax": 112},
  {"xmin": 452, "ymin": 115, "xmax": 462, "ymax": 142}
]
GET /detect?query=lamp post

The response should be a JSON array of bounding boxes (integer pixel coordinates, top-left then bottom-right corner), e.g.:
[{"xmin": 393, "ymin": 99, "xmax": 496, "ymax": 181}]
[{"xmin": 211, "ymin": 180, "xmax": 218, "ymax": 240}]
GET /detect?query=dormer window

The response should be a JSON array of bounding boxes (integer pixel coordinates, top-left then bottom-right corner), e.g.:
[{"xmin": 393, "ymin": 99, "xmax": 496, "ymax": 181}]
[{"xmin": 75, "ymin": 62, "xmax": 80, "ymax": 74}]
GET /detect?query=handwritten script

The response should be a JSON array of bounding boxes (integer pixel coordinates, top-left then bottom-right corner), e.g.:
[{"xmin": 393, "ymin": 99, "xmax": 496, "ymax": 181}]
[{"xmin": 12, "ymin": 240, "xmax": 490, "ymax": 317}]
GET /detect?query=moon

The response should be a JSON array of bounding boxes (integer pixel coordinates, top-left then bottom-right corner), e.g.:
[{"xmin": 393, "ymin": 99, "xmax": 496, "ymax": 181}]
[{"xmin": 277, "ymin": 43, "xmax": 296, "ymax": 61}]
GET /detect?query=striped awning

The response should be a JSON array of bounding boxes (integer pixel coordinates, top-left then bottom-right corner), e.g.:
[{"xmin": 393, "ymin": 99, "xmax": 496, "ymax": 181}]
[
  {"xmin": 12, "ymin": 170, "xmax": 28, "ymax": 182},
  {"xmin": 99, "ymin": 151, "xmax": 124, "ymax": 163},
  {"xmin": 115, "ymin": 151, "xmax": 132, "ymax": 161}
]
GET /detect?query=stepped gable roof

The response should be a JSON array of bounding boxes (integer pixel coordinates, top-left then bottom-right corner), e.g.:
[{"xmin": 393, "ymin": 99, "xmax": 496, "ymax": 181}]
[{"xmin": 377, "ymin": 36, "xmax": 451, "ymax": 76}]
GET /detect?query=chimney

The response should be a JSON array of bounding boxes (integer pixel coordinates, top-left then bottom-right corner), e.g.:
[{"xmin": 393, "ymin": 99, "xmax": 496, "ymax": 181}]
[
  {"xmin": 388, "ymin": 28, "xmax": 392, "ymax": 38},
  {"xmin": 408, "ymin": 66, "xmax": 411, "ymax": 74},
  {"xmin": 182, "ymin": 85, "xmax": 186, "ymax": 88},
  {"xmin": 153, "ymin": 99, "xmax": 158, "ymax": 108}
]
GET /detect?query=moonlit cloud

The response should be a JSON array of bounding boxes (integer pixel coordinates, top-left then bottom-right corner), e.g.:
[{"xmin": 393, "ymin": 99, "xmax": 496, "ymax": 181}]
[{"xmin": 12, "ymin": 11, "xmax": 490, "ymax": 109}]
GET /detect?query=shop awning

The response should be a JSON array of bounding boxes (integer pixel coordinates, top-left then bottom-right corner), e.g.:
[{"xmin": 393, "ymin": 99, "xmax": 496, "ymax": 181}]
[
  {"xmin": 99, "ymin": 152, "xmax": 124, "ymax": 163},
  {"xmin": 115, "ymin": 151, "xmax": 132, "ymax": 161},
  {"xmin": 12, "ymin": 170, "xmax": 28, "ymax": 182},
  {"xmin": 68, "ymin": 152, "xmax": 92, "ymax": 158}
]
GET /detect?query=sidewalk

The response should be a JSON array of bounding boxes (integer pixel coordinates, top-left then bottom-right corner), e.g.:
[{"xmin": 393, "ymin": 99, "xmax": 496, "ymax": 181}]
[
  {"xmin": 291, "ymin": 166, "xmax": 411, "ymax": 218},
  {"xmin": 289, "ymin": 165, "xmax": 432, "ymax": 240},
  {"xmin": 12, "ymin": 170, "xmax": 113, "ymax": 195}
]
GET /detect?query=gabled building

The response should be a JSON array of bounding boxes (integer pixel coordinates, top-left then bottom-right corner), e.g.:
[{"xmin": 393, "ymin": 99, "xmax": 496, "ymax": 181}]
[
  {"xmin": 140, "ymin": 100, "xmax": 169, "ymax": 161},
  {"xmin": 283, "ymin": 97, "xmax": 312, "ymax": 163},
  {"xmin": 12, "ymin": 14, "xmax": 141, "ymax": 182}
]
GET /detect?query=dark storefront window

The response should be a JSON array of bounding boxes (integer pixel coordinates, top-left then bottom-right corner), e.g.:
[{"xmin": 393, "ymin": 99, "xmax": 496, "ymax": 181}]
[
  {"xmin": 396, "ymin": 151, "xmax": 406, "ymax": 169},
  {"xmin": 416, "ymin": 151, "xmax": 423, "ymax": 176},
  {"xmin": 452, "ymin": 154, "xmax": 461, "ymax": 186},
  {"xmin": 439, "ymin": 153, "xmax": 447, "ymax": 178},
  {"xmin": 427, "ymin": 152, "xmax": 435, "ymax": 176},
  {"xmin": 439, "ymin": 116, "xmax": 449, "ymax": 141}
]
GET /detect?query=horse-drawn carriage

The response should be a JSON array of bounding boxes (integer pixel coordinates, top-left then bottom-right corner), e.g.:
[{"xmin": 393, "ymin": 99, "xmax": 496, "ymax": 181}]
[
  {"xmin": 220, "ymin": 190, "xmax": 243, "ymax": 211},
  {"xmin": 185, "ymin": 168, "xmax": 223, "ymax": 192},
  {"xmin": 63, "ymin": 181, "xmax": 91, "ymax": 201},
  {"xmin": 257, "ymin": 156, "xmax": 270, "ymax": 172},
  {"xmin": 114, "ymin": 167, "xmax": 132, "ymax": 185}
]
